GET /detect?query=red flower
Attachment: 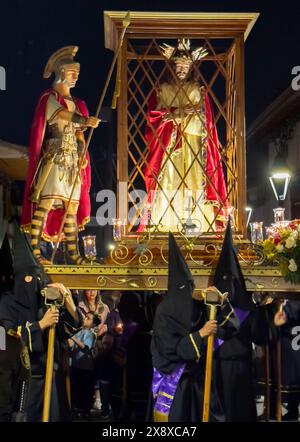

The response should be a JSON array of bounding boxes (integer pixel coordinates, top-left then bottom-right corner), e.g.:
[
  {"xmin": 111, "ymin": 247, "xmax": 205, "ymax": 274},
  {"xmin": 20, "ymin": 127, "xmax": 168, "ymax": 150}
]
[{"xmin": 273, "ymin": 235, "xmax": 281, "ymax": 245}]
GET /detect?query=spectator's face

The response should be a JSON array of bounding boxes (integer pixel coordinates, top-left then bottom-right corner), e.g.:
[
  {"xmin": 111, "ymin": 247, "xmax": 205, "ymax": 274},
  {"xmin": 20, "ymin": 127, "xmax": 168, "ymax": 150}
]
[
  {"xmin": 85, "ymin": 290, "xmax": 98, "ymax": 302},
  {"xmin": 111, "ymin": 291, "xmax": 122, "ymax": 306},
  {"xmin": 83, "ymin": 313, "xmax": 94, "ymax": 329}
]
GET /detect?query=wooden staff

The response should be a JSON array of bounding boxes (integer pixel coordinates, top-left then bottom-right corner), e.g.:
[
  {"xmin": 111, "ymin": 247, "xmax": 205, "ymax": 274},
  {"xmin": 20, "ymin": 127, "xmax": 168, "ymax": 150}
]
[
  {"xmin": 51, "ymin": 12, "xmax": 131, "ymax": 263},
  {"xmin": 202, "ymin": 302, "xmax": 217, "ymax": 422},
  {"xmin": 263, "ymin": 343, "xmax": 270, "ymax": 421},
  {"xmin": 202, "ymin": 288, "xmax": 223, "ymax": 422},
  {"xmin": 275, "ymin": 301, "xmax": 284, "ymax": 422},
  {"xmin": 62, "ymin": 346, "xmax": 71, "ymax": 408},
  {"xmin": 42, "ymin": 305, "xmax": 57, "ymax": 422}
]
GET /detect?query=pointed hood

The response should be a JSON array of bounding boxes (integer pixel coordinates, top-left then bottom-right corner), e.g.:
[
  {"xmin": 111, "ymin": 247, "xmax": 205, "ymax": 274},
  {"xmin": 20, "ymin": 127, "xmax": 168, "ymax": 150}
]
[
  {"xmin": 164, "ymin": 232, "xmax": 195, "ymax": 332},
  {"xmin": 213, "ymin": 221, "xmax": 254, "ymax": 311},
  {"xmin": 13, "ymin": 221, "xmax": 40, "ymax": 277},
  {"xmin": 168, "ymin": 232, "xmax": 194, "ymax": 293},
  {"xmin": 0, "ymin": 233, "xmax": 14, "ymax": 294},
  {"xmin": 13, "ymin": 222, "xmax": 50, "ymax": 296}
]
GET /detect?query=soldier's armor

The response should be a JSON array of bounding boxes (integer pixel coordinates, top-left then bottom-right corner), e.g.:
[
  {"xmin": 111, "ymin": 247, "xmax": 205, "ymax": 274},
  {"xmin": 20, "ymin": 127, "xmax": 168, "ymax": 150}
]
[{"xmin": 34, "ymin": 94, "xmax": 82, "ymax": 207}]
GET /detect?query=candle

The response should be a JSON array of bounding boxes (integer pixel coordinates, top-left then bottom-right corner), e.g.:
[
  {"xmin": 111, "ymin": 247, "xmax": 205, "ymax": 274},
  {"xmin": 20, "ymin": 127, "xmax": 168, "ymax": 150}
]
[
  {"xmin": 112, "ymin": 218, "xmax": 122, "ymax": 241},
  {"xmin": 273, "ymin": 207, "xmax": 285, "ymax": 224},
  {"xmin": 82, "ymin": 235, "xmax": 97, "ymax": 261},
  {"xmin": 250, "ymin": 222, "xmax": 264, "ymax": 243}
]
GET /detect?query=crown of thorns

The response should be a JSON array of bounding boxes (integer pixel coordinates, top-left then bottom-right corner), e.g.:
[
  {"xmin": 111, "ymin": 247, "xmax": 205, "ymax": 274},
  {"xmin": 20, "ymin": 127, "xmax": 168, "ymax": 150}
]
[{"xmin": 159, "ymin": 38, "xmax": 208, "ymax": 63}]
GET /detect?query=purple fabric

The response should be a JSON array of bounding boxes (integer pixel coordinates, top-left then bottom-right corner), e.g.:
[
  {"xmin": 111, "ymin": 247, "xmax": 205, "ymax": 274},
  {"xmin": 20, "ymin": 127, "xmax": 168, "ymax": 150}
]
[
  {"xmin": 214, "ymin": 307, "xmax": 250, "ymax": 350},
  {"xmin": 234, "ymin": 307, "xmax": 250, "ymax": 324},
  {"xmin": 152, "ymin": 307, "xmax": 250, "ymax": 415},
  {"xmin": 152, "ymin": 363, "xmax": 186, "ymax": 417}
]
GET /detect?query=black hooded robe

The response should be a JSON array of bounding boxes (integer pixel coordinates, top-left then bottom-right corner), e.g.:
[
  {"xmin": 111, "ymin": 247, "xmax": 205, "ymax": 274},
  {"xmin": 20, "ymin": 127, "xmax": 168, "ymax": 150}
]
[
  {"xmin": 267, "ymin": 301, "xmax": 300, "ymax": 419},
  {"xmin": 1, "ymin": 279, "xmax": 80, "ymax": 422},
  {"xmin": 151, "ymin": 296, "xmax": 239, "ymax": 422},
  {"xmin": 215, "ymin": 304, "xmax": 275, "ymax": 422},
  {"xmin": 0, "ymin": 226, "xmax": 81, "ymax": 422}
]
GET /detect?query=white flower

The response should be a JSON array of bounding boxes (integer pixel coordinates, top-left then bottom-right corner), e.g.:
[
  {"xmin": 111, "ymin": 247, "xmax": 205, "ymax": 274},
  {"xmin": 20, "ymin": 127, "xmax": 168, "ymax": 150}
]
[
  {"xmin": 291, "ymin": 230, "xmax": 298, "ymax": 239},
  {"xmin": 288, "ymin": 258, "xmax": 298, "ymax": 272},
  {"xmin": 276, "ymin": 243, "xmax": 284, "ymax": 253},
  {"xmin": 285, "ymin": 236, "xmax": 296, "ymax": 249},
  {"xmin": 297, "ymin": 225, "xmax": 300, "ymax": 233}
]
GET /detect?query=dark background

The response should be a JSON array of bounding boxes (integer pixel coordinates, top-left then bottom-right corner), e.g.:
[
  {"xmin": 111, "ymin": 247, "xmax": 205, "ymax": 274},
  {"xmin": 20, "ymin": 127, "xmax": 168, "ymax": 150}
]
[{"xmin": 0, "ymin": 0, "xmax": 298, "ymax": 208}]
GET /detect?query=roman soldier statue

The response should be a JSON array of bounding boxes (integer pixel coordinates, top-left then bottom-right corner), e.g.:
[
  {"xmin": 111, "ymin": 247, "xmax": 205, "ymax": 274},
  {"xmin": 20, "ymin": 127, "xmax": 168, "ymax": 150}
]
[{"xmin": 21, "ymin": 46, "xmax": 100, "ymax": 264}]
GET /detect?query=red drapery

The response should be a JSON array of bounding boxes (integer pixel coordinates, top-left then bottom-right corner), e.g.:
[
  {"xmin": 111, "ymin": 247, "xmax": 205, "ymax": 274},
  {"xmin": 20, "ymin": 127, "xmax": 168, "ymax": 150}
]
[{"xmin": 137, "ymin": 90, "xmax": 228, "ymax": 232}]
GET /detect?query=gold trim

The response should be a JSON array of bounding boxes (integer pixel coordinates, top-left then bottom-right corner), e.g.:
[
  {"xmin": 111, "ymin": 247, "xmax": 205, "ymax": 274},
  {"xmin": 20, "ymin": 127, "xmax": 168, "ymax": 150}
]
[
  {"xmin": 40, "ymin": 194, "xmax": 80, "ymax": 203},
  {"xmin": 48, "ymin": 106, "xmax": 64, "ymax": 124},
  {"xmin": 7, "ymin": 329, "xmax": 20, "ymax": 340},
  {"xmin": 25, "ymin": 322, "xmax": 33, "ymax": 352},
  {"xmin": 158, "ymin": 391, "xmax": 173, "ymax": 400},
  {"xmin": 153, "ymin": 410, "xmax": 168, "ymax": 422},
  {"xmin": 218, "ymin": 305, "xmax": 234, "ymax": 327},
  {"xmin": 189, "ymin": 333, "xmax": 200, "ymax": 362}
]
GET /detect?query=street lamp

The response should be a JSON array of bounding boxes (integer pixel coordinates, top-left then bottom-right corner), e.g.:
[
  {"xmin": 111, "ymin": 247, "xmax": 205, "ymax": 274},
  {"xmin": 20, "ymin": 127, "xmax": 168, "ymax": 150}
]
[
  {"xmin": 245, "ymin": 207, "xmax": 252, "ymax": 227},
  {"xmin": 269, "ymin": 152, "xmax": 291, "ymax": 201}
]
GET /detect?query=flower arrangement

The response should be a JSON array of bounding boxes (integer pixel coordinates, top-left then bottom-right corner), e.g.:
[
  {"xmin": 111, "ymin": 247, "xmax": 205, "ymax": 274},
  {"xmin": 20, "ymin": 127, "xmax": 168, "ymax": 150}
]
[{"xmin": 261, "ymin": 220, "xmax": 300, "ymax": 284}]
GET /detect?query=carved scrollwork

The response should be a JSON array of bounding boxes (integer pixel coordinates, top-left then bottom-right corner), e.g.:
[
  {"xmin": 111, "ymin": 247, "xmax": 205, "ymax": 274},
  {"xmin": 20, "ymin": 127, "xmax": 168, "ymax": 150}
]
[
  {"xmin": 109, "ymin": 241, "xmax": 153, "ymax": 266},
  {"xmin": 237, "ymin": 242, "xmax": 266, "ymax": 266},
  {"xmin": 96, "ymin": 275, "xmax": 157, "ymax": 289}
]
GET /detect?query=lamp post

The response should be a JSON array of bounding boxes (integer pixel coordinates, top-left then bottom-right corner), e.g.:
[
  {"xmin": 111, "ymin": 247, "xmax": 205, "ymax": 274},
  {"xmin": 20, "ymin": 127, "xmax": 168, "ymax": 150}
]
[
  {"xmin": 245, "ymin": 207, "xmax": 252, "ymax": 228},
  {"xmin": 269, "ymin": 152, "xmax": 291, "ymax": 202}
]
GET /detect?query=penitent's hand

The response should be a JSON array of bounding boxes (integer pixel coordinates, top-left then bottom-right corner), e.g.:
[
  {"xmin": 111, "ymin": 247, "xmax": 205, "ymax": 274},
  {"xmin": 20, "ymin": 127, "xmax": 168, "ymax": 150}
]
[
  {"xmin": 199, "ymin": 320, "xmax": 218, "ymax": 338},
  {"xmin": 39, "ymin": 307, "xmax": 59, "ymax": 330},
  {"xmin": 48, "ymin": 282, "xmax": 69, "ymax": 296},
  {"xmin": 274, "ymin": 311, "xmax": 287, "ymax": 327}
]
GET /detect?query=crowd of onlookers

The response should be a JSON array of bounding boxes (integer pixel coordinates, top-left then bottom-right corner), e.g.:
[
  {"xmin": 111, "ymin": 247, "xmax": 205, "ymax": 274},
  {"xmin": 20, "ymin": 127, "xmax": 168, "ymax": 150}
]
[
  {"xmin": 68, "ymin": 289, "xmax": 155, "ymax": 420},
  {"xmin": 68, "ymin": 290, "xmax": 123, "ymax": 419}
]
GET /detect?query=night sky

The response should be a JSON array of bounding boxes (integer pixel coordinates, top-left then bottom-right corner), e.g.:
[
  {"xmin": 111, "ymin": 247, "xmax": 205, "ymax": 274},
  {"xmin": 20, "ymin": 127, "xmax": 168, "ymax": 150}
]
[
  {"xmin": 1, "ymin": 1, "xmax": 299, "ymax": 143},
  {"xmin": 0, "ymin": 0, "xmax": 299, "ymax": 198}
]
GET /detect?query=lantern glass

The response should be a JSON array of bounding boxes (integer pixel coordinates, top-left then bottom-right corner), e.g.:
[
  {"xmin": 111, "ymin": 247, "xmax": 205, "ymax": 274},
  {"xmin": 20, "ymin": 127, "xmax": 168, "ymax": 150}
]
[
  {"xmin": 273, "ymin": 207, "xmax": 285, "ymax": 224},
  {"xmin": 112, "ymin": 218, "xmax": 125, "ymax": 241},
  {"xmin": 250, "ymin": 221, "xmax": 264, "ymax": 243},
  {"xmin": 82, "ymin": 235, "xmax": 97, "ymax": 262}
]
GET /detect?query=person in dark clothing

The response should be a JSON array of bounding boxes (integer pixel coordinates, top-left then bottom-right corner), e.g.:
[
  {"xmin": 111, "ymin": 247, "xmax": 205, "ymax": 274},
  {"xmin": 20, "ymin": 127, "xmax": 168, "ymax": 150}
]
[
  {"xmin": 118, "ymin": 291, "xmax": 152, "ymax": 422},
  {"xmin": 264, "ymin": 300, "xmax": 300, "ymax": 421},
  {"xmin": 0, "ymin": 232, "xmax": 30, "ymax": 422},
  {"xmin": 212, "ymin": 222, "xmax": 278, "ymax": 422},
  {"xmin": 0, "ymin": 224, "xmax": 82, "ymax": 422},
  {"xmin": 96, "ymin": 291, "xmax": 137, "ymax": 420},
  {"xmin": 0, "ymin": 321, "xmax": 30, "ymax": 422},
  {"xmin": 281, "ymin": 300, "xmax": 300, "ymax": 420},
  {"xmin": 215, "ymin": 301, "xmax": 277, "ymax": 422},
  {"xmin": 0, "ymin": 233, "xmax": 14, "ymax": 294},
  {"xmin": 151, "ymin": 232, "xmax": 239, "ymax": 422}
]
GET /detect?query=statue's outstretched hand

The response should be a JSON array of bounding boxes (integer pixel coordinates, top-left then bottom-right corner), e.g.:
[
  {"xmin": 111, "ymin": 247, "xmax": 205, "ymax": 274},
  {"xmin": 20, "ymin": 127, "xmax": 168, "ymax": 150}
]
[{"xmin": 86, "ymin": 116, "xmax": 101, "ymax": 128}]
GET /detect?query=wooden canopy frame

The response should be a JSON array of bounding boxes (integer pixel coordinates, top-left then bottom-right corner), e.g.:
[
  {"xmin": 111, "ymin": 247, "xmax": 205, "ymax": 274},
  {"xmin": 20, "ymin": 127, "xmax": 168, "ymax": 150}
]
[{"xmin": 104, "ymin": 11, "xmax": 259, "ymax": 237}]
